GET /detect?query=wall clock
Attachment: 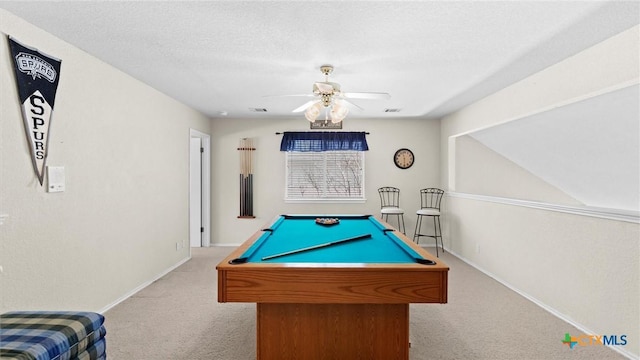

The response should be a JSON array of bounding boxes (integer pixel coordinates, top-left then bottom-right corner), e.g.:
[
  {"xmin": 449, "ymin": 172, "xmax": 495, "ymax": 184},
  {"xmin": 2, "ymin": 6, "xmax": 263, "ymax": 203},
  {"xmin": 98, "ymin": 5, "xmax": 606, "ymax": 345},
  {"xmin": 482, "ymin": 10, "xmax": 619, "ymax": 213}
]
[{"xmin": 394, "ymin": 148, "xmax": 414, "ymax": 169}]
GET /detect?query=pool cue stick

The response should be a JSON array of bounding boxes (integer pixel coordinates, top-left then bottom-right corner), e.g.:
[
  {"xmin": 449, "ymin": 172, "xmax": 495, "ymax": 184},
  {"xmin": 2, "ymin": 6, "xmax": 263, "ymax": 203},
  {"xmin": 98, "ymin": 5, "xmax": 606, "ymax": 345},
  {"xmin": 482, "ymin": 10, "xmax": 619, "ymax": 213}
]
[
  {"xmin": 239, "ymin": 141, "xmax": 242, "ymax": 217},
  {"xmin": 242, "ymin": 138, "xmax": 248, "ymax": 216},
  {"xmin": 245, "ymin": 139, "xmax": 249, "ymax": 215},
  {"xmin": 240, "ymin": 142, "xmax": 244, "ymax": 217},
  {"xmin": 246, "ymin": 138, "xmax": 251, "ymax": 215},
  {"xmin": 248, "ymin": 138, "xmax": 253, "ymax": 215},
  {"xmin": 243, "ymin": 139, "xmax": 248, "ymax": 216},
  {"xmin": 238, "ymin": 138, "xmax": 256, "ymax": 217},
  {"xmin": 239, "ymin": 174, "xmax": 242, "ymax": 216},
  {"xmin": 261, "ymin": 233, "xmax": 372, "ymax": 261},
  {"xmin": 238, "ymin": 139, "xmax": 244, "ymax": 216}
]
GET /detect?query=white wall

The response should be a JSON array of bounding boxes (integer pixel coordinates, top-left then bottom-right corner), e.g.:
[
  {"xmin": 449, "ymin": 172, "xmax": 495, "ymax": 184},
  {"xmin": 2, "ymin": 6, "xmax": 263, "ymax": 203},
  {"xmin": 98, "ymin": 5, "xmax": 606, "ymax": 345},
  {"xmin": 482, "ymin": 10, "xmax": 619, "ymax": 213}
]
[
  {"xmin": 468, "ymin": 84, "xmax": 639, "ymax": 211},
  {"xmin": 454, "ymin": 135, "xmax": 582, "ymax": 205},
  {"xmin": 440, "ymin": 25, "xmax": 639, "ymax": 358},
  {"xmin": 0, "ymin": 10, "xmax": 211, "ymax": 313},
  {"xmin": 210, "ymin": 117, "xmax": 440, "ymax": 245}
]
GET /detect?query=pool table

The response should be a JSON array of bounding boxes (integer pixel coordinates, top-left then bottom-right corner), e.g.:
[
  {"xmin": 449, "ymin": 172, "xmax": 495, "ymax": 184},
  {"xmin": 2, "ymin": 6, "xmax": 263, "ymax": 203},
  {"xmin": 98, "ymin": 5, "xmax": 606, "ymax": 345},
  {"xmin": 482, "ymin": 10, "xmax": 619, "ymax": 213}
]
[{"xmin": 217, "ymin": 214, "xmax": 448, "ymax": 360}]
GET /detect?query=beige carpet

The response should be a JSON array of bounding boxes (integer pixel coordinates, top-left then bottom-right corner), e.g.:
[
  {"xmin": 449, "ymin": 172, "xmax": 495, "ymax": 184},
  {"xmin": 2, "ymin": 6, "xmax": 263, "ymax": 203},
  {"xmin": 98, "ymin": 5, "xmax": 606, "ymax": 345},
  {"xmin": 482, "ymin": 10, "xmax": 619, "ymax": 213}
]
[{"xmin": 104, "ymin": 247, "xmax": 625, "ymax": 359}]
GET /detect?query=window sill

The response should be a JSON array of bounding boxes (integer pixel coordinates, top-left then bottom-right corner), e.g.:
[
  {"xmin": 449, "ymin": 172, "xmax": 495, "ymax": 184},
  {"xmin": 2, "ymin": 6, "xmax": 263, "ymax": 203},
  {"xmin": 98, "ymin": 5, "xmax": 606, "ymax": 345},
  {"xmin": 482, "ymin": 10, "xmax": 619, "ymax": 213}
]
[{"xmin": 285, "ymin": 198, "xmax": 367, "ymax": 204}]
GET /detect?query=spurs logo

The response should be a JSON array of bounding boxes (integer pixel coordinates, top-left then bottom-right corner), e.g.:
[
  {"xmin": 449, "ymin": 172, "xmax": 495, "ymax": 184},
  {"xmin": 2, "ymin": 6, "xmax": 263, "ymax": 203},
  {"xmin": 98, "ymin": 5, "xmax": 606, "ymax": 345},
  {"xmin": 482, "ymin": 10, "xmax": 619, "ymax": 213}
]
[{"xmin": 14, "ymin": 52, "xmax": 57, "ymax": 82}]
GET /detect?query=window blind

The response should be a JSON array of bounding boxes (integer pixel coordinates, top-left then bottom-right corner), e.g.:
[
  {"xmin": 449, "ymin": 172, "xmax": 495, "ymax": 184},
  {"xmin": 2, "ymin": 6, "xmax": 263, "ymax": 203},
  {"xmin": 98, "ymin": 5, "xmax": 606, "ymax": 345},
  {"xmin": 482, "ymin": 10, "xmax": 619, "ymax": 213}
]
[{"xmin": 286, "ymin": 151, "xmax": 364, "ymax": 200}]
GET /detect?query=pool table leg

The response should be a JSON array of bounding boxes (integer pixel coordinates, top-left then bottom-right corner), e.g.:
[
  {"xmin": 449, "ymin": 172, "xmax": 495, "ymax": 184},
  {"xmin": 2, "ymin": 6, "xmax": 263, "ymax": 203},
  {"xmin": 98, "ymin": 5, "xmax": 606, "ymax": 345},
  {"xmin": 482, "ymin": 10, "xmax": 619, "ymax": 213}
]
[{"xmin": 256, "ymin": 303, "xmax": 409, "ymax": 360}]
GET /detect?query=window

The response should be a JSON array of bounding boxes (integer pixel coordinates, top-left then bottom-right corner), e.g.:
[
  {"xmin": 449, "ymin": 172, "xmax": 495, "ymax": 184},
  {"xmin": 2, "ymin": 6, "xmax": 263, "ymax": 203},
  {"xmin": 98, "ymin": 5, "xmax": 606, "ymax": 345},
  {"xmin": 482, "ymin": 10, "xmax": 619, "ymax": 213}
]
[
  {"xmin": 280, "ymin": 131, "xmax": 368, "ymax": 202},
  {"xmin": 286, "ymin": 151, "xmax": 365, "ymax": 201}
]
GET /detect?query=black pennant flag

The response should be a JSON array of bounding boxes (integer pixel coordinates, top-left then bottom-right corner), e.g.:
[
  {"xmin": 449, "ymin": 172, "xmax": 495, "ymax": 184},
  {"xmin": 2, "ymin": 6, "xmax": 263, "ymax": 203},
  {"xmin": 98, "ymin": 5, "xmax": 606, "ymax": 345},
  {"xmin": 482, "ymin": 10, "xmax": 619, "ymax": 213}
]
[{"xmin": 8, "ymin": 36, "xmax": 62, "ymax": 186}]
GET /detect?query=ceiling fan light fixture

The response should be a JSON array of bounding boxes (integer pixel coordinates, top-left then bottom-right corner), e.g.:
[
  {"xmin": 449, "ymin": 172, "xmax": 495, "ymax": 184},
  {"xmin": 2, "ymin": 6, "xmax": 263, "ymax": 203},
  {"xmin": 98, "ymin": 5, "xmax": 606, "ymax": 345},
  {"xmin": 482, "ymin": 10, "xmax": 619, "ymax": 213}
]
[
  {"xmin": 321, "ymin": 94, "xmax": 332, "ymax": 107},
  {"xmin": 330, "ymin": 100, "xmax": 348, "ymax": 123},
  {"xmin": 281, "ymin": 65, "xmax": 390, "ymax": 124},
  {"xmin": 305, "ymin": 102, "xmax": 322, "ymax": 122}
]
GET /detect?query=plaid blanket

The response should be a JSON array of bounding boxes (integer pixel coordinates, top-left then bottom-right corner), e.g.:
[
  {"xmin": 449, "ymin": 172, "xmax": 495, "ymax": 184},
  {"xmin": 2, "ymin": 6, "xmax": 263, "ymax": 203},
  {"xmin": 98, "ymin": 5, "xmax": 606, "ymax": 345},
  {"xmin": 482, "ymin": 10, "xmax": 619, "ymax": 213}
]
[
  {"xmin": 0, "ymin": 311, "xmax": 106, "ymax": 360},
  {"xmin": 74, "ymin": 337, "xmax": 106, "ymax": 360}
]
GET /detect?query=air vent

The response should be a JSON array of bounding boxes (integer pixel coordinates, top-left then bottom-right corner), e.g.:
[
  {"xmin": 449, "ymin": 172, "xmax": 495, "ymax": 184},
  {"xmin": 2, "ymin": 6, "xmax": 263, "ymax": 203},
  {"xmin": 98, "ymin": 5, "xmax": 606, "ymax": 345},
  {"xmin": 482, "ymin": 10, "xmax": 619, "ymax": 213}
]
[
  {"xmin": 249, "ymin": 108, "xmax": 268, "ymax": 112},
  {"xmin": 384, "ymin": 108, "xmax": 401, "ymax": 113}
]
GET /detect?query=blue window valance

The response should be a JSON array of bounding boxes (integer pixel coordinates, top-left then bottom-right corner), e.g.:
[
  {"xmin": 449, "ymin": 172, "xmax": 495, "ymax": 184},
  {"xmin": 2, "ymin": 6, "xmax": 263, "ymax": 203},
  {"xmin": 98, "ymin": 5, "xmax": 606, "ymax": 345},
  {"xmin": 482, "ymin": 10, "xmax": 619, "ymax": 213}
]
[{"xmin": 279, "ymin": 131, "xmax": 369, "ymax": 152}]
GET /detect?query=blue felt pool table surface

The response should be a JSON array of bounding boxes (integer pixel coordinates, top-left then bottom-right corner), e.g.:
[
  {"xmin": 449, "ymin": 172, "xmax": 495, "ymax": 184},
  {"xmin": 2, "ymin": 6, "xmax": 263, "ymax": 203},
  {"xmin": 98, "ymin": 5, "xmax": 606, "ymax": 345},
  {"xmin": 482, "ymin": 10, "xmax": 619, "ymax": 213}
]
[{"xmin": 238, "ymin": 214, "xmax": 425, "ymax": 264}]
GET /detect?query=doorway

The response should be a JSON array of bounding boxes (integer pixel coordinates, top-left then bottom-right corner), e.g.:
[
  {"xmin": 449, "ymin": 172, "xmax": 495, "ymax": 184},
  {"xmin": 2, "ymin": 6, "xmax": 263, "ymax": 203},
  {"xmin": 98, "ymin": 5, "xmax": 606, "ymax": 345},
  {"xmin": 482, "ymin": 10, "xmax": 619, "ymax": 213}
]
[{"xmin": 189, "ymin": 129, "xmax": 211, "ymax": 248}]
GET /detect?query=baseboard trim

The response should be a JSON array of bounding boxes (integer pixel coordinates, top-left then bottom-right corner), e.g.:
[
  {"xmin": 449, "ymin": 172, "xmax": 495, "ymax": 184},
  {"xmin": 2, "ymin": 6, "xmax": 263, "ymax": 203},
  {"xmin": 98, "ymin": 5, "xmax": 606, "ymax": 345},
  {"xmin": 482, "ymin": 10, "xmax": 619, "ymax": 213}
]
[
  {"xmin": 446, "ymin": 248, "xmax": 637, "ymax": 360},
  {"xmin": 98, "ymin": 256, "xmax": 191, "ymax": 314}
]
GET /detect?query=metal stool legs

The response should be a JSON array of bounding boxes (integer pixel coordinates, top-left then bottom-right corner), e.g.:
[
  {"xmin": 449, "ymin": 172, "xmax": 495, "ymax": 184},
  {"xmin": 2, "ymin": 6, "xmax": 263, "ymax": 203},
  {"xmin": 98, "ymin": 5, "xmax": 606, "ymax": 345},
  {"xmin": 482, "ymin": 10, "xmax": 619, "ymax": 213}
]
[
  {"xmin": 413, "ymin": 214, "xmax": 443, "ymax": 257},
  {"xmin": 382, "ymin": 213, "xmax": 406, "ymax": 234}
]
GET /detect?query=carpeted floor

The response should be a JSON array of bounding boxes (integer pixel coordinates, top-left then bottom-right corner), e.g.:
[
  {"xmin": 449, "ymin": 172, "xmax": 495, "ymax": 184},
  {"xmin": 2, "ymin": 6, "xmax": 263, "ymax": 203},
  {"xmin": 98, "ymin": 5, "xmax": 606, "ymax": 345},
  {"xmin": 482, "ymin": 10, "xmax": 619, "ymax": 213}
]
[{"xmin": 104, "ymin": 247, "xmax": 625, "ymax": 359}]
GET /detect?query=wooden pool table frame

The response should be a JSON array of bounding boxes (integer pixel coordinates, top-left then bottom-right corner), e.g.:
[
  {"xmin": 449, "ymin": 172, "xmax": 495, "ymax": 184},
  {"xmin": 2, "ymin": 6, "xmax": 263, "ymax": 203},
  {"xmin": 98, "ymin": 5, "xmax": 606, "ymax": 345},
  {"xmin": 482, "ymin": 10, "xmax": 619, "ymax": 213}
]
[{"xmin": 217, "ymin": 215, "xmax": 448, "ymax": 360}]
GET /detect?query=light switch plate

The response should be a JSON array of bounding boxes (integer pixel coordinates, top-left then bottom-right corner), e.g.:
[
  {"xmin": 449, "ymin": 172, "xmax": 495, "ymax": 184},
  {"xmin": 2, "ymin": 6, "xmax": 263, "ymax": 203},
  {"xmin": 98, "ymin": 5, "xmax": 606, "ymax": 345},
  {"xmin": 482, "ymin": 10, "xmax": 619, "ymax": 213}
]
[{"xmin": 47, "ymin": 166, "xmax": 65, "ymax": 192}]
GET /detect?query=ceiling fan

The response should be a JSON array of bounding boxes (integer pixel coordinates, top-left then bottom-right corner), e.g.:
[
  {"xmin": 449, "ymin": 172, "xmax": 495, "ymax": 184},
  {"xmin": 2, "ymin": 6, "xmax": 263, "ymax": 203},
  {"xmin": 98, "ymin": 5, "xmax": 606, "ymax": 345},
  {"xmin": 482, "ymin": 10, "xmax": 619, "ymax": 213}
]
[{"xmin": 270, "ymin": 65, "xmax": 390, "ymax": 123}]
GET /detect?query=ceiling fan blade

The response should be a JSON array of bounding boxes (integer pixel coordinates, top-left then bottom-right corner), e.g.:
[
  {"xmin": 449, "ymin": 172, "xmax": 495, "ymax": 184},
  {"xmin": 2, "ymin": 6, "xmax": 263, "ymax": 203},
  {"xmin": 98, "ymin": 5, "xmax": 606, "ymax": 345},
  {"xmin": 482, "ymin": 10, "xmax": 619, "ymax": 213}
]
[
  {"xmin": 263, "ymin": 94, "xmax": 315, "ymax": 98},
  {"xmin": 342, "ymin": 92, "xmax": 391, "ymax": 100},
  {"xmin": 292, "ymin": 100, "xmax": 319, "ymax": 113},
  {"xmin": 341, "ymin": 99, "xmax": 364, "ymax": 111}
]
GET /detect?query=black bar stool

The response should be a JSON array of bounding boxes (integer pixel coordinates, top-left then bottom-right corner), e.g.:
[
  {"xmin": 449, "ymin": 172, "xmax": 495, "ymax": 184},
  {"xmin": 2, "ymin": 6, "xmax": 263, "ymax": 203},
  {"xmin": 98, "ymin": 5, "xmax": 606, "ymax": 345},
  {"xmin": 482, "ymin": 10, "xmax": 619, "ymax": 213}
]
[
  {"xmin": 413, "ymin": 188, "xmax": 444, "ymax": 256},
  {"xmin": 378, "ymin": 187, "xmax": 406, "ymax": 234}
]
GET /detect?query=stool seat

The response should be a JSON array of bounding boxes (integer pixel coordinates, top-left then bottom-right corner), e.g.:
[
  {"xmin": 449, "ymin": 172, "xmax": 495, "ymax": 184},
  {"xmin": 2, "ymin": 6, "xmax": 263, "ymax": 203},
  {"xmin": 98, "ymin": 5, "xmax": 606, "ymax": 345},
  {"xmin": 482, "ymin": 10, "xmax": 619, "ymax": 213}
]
[
  {"xmin": 417, "ymin": 208, "xmax": 440, "ymax": 216},
  {"xmin": 381, "ymin": 207, "xmax": 404, "ymax": 214}
]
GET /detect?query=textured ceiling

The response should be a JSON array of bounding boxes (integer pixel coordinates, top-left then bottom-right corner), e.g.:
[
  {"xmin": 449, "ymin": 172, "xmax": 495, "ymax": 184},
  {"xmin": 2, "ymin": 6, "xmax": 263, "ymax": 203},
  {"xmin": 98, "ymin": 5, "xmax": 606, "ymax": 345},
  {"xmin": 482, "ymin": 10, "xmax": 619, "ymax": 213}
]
[{"xmin": 1, "ymin": 1, "xmax": 638, "ymax": 120}]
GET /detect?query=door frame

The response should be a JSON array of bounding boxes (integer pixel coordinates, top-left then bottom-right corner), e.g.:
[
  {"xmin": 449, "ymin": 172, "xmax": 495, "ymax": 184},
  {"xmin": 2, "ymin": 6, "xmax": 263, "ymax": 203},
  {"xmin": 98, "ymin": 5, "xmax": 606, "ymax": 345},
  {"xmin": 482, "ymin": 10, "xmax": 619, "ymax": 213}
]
[{"xmin": 189, "ymin": 129, "xmax": 211, "ymax": 249}]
